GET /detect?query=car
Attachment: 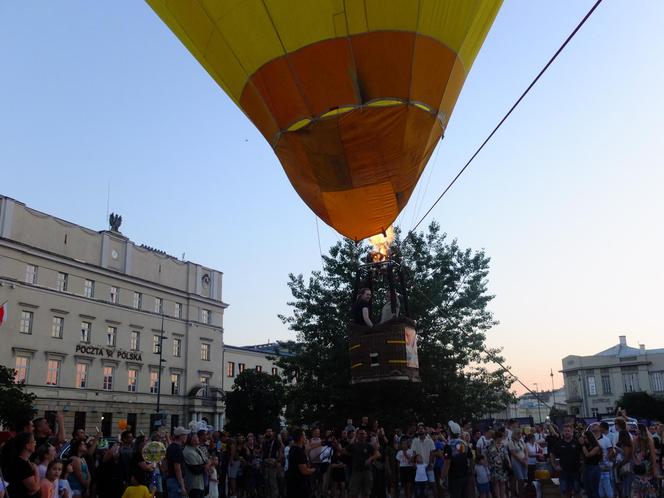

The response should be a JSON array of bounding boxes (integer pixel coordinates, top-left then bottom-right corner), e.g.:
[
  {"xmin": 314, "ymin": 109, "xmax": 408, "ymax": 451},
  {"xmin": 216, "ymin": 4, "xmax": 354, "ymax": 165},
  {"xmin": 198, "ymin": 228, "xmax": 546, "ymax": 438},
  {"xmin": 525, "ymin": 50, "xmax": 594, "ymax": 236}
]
[
  {"xmin": 586, "ymin": 417, "xmax": 638, "ymax": 437},
  {"xmin": 58, "ymin": 436, "xmax": 119, "ymax": 459}
]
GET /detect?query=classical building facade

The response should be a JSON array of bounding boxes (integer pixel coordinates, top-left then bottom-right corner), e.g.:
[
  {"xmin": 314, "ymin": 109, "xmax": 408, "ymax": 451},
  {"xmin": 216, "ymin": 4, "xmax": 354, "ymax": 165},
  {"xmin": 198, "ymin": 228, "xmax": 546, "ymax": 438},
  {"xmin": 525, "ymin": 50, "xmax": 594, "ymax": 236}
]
[
  {"xmin": 0, "ymin": 195, "xmax": 228, "ymax": 435},
  {"xmin": 561, "ymin": 335, "xmax": 664, "ymax": 418},
  {"xmin": 222, "ymin": 342, "xmax": 291, "ymax": 389}
]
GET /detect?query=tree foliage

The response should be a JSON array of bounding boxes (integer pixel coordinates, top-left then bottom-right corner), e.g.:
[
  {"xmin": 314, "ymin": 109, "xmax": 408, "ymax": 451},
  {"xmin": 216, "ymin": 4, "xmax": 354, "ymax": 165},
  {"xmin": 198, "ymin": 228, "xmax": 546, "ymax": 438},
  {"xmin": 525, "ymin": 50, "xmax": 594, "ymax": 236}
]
[
  {"xmin": 0, "ymin": 365, "xmax": 36, "ymax": 430},
  {"xmin": 276, "ymin": 223, "xmax": 513, "ymax": 428},
  {"xmin": 617, "ymin": 392, "xmax": 664, "ymax": 421},
  {"xmin": 224, "ymin": 369, "xmax": 286, "ymax": 434}
]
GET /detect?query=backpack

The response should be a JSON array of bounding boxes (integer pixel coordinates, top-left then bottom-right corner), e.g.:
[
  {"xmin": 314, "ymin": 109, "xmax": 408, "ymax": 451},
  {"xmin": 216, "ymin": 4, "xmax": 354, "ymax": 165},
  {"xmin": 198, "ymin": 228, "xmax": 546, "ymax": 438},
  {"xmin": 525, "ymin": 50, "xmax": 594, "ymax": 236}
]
[{"xmin": 447, "ymin": 439, "xmax": 470, "ymax": 473}]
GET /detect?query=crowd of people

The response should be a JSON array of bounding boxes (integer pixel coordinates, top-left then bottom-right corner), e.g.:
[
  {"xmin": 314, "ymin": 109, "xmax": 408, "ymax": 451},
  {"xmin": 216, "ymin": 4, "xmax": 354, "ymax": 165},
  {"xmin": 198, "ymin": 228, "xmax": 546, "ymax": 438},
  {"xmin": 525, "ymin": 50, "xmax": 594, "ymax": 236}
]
[{"xmin": 1, "ymin": 412, "xmax": 663, "ymax": 498}]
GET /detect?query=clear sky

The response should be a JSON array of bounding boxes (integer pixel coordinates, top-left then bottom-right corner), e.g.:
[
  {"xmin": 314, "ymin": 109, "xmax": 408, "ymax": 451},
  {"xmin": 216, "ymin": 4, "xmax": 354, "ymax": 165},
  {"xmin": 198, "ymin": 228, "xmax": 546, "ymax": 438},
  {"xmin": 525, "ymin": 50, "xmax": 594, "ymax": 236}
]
[{"xmin": 1, "ymin": 1, "xmax": 663, "ymax": 396}]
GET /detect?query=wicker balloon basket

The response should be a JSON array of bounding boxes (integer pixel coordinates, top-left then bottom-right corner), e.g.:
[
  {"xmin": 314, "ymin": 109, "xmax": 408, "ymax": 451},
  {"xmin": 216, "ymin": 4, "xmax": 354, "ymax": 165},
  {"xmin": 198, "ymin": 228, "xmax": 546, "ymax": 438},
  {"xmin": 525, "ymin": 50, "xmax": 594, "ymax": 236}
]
[{"xmin": 348, "ymin": 316, "xmax": 421, "ymax": 384}]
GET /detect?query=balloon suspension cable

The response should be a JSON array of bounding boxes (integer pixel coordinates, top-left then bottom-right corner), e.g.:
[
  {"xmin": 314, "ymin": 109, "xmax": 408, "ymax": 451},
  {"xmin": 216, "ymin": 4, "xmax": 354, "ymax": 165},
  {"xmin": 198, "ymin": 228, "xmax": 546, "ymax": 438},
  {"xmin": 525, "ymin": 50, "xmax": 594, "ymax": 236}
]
[
  {"xmin": 406, "ymin": 0, "xmax": 605, "ymax": 240},
  {"xmin": 411, "ymin": 285, "xmax": 553, "ymax": 410}
]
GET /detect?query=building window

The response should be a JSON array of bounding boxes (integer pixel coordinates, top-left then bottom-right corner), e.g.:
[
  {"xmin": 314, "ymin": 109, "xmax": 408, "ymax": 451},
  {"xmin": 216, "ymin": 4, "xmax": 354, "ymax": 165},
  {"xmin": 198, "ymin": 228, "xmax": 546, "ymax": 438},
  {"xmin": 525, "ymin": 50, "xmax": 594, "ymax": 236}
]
[
  {"xmin": 588, "ymin": 376, "xmax": 597, "ymax": 396},
  {"xmin": 227, "ymin": 362, "xmax": 235, "ymax": 377},
  {"xmin": 133, "ymin": 292, "xmax": 142, "ymax": 309},
  {"xmin": 56, "ymin": 272, "xmax": 68, "ymax": 291},
  {"xmin": 152, "ymin": 335, "xmax": 161, "ymax": 354},
  {"xmin": 25, "ymin": 264, "xmax": 38, "ymax": 284},
  {"xmin": 106, "ymin": 326, "xmax": 117, "ymax": 347},
  {"xmin": 271, "ymin": 367, "xmax": 278, "ymax": 376},
  {"xmin": 155, "ymin": 298, "xmax": 163, "ymax": 314},
  {"xmin": 601, "ymin": 375, "xmax": 612, "ymax": 394},
  {"xmin": 103, "ymin": 367, "xmax": 114, "ymax": 390},
  {"xmin": 174, "ymin": 303, "xmax": 182, "ymax": 318},
  {"xmin": 110, "ymin": 286, "xmax": 118, "ymax": 304},
  {"xmin": 80, "ymin": 321, "xmax": 91, "ymax": 343},
  {"xmin": 46, "ymin": 360, "xmax": 60, "ymax": 386},
  {"xmin": 623, "ymin": 372, "xmax": 640, "ymax": 393},
  {"xmin": 150, "ymin": 371, "xmax": 159, "ymax": 394},
  {"xmin": 255, "ymin": 365, "xmax": 262, "ymax": 372},
  {"xmin": 127, "ymin": 413, "xmax": 137, "ymax": 434},
  {"xmin": 199, "ymin": 376, "xmax": 209, "ymax": 397},
  {"xmin": 238, "ymin": 363, "xmax": 245, "ymax": 374},
  {"xmin": 74, "ymin": 412, "xmax": 86, "ymax": 431},
  {"xmin": 128, "ymin": 368, "xmax": 138, "ymax": 392},
  {"xmin": 101, "ymin": 412, "xmax": 112, "ymax": 437},
  {"xmin": 15, "ymin": 356, "xmax": 29, "ymax": 384},
  {"xmin": 173, "ymin": 338, "xmax": 181, "ymax": 357},
  {"xmin": 130, "ymin": 331, "xmax": 140, "ymax": 351},
  {"xmin": 171, "ymin": 373, "xmax": 180, "ymax": 395},
  {"xmin": 569, "ymin": 379, "xmax": 579, "ymax": 397},
  {"xmin": 201, "ymin": 309, "xmax": 210, "ymax": 324},
  {"xmin": 200, "ymin": 343, "xmax": 210, "ymax": 361},
  {"xmin": 83, "ymin": 279, "xmax": 95, "ymax": 298},
  {"xmin": 51, "ymin": 316, "xmax": 64, "ymax": 339},
  {"xmin": 651, "ymin": 371, "xmax": 664, "ymax": 392},
  {"xmin": 19, "ymin": 311, "xmax": 33, "ymax": 334},
  {"xmin": 591, "ymin": 407, "xmax": 599, "ymax": 417},
  {"xmin": 76, "ymin": 363, "xmax": 88, "ymax": 388}
]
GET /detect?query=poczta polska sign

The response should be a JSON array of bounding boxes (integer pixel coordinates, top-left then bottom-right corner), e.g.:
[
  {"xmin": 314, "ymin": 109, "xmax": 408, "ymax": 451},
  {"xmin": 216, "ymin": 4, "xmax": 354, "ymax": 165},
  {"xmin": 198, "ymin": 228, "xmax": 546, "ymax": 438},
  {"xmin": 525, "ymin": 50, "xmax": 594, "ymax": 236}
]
[{"xmin": 75, "ymin": 344, "xmax": 143, "ymax": 362}]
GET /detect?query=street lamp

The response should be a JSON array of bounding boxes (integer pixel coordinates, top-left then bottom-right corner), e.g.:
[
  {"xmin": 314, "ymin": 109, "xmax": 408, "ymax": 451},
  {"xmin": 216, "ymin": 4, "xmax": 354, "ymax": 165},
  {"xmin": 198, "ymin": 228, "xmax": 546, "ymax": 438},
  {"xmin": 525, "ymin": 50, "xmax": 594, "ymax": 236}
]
[
  {"xmin": 534, "ymin": 383, "xmax": 542, "ymax": 423},
  {"xmin": 550, "ymin": 368, "xmax": 556, "ymax": 410},
  {"xmin": 155, "ymin": 311, "xmax": 167, "ymax": 428}
]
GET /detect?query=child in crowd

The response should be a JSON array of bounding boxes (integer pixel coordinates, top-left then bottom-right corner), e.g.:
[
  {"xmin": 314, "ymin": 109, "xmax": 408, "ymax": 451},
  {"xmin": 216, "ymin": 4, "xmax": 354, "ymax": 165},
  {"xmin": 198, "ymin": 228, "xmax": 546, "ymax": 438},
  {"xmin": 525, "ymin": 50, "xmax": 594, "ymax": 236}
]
[
  {"xmin": 396, "ymin": 438, "xmax": 414, "ymax": 498},
  {"xmin": 205, "ymin": 455, "xmax": 219, "ymax": 498},
  {"xmin": 414, "ymin": 454, "xmax": 428, "ymax": 498},
  {"xmin": 58, "ymin": 460, "xmax": 73, "ymax": 498},
  {"xmin": 474, "ymin": 455, "xmax": 492, "ymax": 498},
  {"xmin": 41, "ymin": 460, "xmax": 63, "ymax": 498},
  {"xmin": 121, "ymin": 471, "xmax": 153, "ymax": 498}
]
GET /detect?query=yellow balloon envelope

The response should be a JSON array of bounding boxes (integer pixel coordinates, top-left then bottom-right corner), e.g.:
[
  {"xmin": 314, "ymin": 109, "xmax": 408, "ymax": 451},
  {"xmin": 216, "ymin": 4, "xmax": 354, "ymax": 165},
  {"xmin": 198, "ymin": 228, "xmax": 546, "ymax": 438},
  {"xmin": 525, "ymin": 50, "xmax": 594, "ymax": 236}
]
[{"xmin": 146, "ymin": 0, "xmax": 502, "ymax": 240}]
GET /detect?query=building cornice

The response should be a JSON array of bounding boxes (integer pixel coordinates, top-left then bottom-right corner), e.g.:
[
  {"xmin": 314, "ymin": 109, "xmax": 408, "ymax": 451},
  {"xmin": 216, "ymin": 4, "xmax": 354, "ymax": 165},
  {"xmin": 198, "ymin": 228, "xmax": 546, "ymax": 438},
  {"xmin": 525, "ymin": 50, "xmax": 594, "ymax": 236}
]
[
  {"xmin": 0, "ymin": 238, "xmax": 229, "ymax": 308},
  {"xmin": 561, "ymin": 360, "xmax": 652, "ymax": 373}
]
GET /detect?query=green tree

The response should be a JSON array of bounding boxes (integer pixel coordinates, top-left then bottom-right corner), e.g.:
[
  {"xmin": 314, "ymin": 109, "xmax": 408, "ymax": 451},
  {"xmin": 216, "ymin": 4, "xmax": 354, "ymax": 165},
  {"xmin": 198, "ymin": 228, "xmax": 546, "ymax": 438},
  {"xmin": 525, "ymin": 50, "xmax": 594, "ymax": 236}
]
[
  {"xmin": 224, "ymin": 369, "xmax": 286, "ymax": 434},
  {"xmin": 277, "ymin": 223, "xmax": 513, "ymax": 428},
  {"xmin": 0, "ymin": 365, "xmax": 36, "ymax": 430},
  {"xmin": 616, "ymin": 392, "xmax": 664, "ymax": 421}
]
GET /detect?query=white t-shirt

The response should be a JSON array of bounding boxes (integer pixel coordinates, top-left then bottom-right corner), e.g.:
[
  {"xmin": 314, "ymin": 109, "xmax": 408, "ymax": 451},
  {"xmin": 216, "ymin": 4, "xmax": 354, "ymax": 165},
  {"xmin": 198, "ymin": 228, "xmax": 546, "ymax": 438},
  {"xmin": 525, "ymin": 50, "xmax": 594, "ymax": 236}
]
[
  {"xmin": 283, "ymin": 446, "xmax": 291, "ymax": 472},
  {"xmin": 58, "ymin": 478, "xmax": 72, "ymax": 498},
  {"xmin": 598, "ymin": 434, "xmax": 614, "ymax": 466},
  {"xmin": 526, "ymin": 442, "xmax": 539, "ymax": 465},
  {"xmin": 476, "ymin": 436, "xmax": 492, "ymax": 456},
  {"xmin": 396, "ymin": 449, "xmax": 414, "ymax": 467},
  {"xmin": 411, "ymin": 437, "xmax": 436, "ymax": 465},
  {"xmin": 475, "ymin": 464, "xmax": 491, "ymax": 485},
  {"xmin": 415, "ymin": 463, "xmax": 428, "ymax": 482}
]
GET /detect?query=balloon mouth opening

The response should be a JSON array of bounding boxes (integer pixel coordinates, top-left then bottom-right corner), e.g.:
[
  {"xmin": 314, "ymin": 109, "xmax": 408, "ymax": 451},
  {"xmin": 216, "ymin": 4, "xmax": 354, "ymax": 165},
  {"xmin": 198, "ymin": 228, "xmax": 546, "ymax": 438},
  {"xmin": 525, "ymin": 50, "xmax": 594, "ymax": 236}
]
[{"xmin": 283, "ymin": 99, "xmax": 445, "ymax": 135}]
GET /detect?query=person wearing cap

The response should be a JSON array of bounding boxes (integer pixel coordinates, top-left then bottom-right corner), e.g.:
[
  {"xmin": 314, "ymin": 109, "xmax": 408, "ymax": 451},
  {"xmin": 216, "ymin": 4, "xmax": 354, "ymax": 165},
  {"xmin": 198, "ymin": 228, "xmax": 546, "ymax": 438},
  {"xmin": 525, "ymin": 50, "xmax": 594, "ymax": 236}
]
[
  {"xmin": 443, "ymin": 421, "xmax": 472, "ymax": 498},
  {"xmin": 166, "ymin": 427, "xmax": 189, "ymax": 498}
]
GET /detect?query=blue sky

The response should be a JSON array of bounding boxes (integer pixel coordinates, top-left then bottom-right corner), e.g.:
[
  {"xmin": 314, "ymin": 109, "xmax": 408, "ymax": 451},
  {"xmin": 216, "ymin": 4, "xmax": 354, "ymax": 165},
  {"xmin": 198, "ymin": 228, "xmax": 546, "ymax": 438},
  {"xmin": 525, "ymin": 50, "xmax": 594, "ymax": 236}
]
[{"xmin": 2, "ymin": 1, "xmax": 663, "ymax": 394}]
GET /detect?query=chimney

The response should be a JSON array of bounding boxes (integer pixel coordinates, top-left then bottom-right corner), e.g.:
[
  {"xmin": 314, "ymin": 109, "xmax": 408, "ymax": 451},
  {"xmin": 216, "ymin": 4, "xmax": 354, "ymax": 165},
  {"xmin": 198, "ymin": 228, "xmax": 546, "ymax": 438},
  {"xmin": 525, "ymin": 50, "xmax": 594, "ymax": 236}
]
[
  {"xmin": 619, "ymin": 335, "xmax": 627, "ymax": 346},
  {"xmin": 640, "ymin": 344, "xmax": 646, "ymax": 352}
]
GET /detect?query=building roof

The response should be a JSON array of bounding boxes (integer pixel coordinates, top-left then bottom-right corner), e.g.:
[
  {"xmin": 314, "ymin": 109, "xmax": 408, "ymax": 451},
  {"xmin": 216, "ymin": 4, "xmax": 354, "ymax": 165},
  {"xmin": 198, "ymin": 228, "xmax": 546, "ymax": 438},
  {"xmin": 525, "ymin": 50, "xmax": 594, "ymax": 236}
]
[
  {"xmin": 595, "ymin": 341, "xmax": 664, "ymax": 358},
  {"xmin": 595, "ymin": 344, "xmax": 644, "ymax": 357},
  {"xmin": 224, "ymin": 342, "xmax": 294, "ymax": 357}
]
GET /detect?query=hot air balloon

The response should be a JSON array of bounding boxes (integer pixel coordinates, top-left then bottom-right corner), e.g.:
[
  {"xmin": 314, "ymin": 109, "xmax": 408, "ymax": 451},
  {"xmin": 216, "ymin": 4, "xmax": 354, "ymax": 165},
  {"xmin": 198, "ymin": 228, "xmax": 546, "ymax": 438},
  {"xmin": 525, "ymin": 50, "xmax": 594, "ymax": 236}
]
[{"xmin": 146, "ymin": 0, "xmax": 501, "ymax": 241}]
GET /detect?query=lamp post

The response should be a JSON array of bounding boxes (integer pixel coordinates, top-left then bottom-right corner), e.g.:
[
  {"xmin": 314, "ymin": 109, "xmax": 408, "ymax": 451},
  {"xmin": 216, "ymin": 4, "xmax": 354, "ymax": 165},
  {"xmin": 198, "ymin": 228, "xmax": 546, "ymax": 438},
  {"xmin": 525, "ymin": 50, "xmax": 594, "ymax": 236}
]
[
  {"xmin": 155, "ymin": 311, "xmax": 167, "ymax": 427},
  {"xmin": 550, "ymin": 368, "xmax": 556, "ymax": 410},
  {"xmin": 534, "ymin": 382, "xmax": 542, "ymax": 423}
]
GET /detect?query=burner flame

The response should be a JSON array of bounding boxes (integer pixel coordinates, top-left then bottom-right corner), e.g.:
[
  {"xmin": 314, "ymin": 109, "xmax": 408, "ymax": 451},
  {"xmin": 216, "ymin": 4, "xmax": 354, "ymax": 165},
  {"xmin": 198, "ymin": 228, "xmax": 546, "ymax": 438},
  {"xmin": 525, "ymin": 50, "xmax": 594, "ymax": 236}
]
[{"xmin": 368, "ymin": 226, "xmax": 395, "ymax": 262}]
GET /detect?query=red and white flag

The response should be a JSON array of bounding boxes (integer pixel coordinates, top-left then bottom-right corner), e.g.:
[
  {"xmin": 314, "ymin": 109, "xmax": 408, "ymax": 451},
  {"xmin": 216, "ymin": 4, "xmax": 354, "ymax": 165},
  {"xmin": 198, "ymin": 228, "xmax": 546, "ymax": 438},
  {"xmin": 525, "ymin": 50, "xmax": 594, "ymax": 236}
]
[{"xmin": 0, "ymin": 301, "xmax": 7, "ymax": 327}]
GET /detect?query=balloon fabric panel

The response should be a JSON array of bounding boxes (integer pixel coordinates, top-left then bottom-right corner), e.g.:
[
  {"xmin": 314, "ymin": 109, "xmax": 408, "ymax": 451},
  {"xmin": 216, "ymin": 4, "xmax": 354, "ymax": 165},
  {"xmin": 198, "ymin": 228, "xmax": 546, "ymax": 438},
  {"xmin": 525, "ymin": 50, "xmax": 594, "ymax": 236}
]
[{"xmin": 146, "ymin": 0, "xmax": 502, "ymax": 239}]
